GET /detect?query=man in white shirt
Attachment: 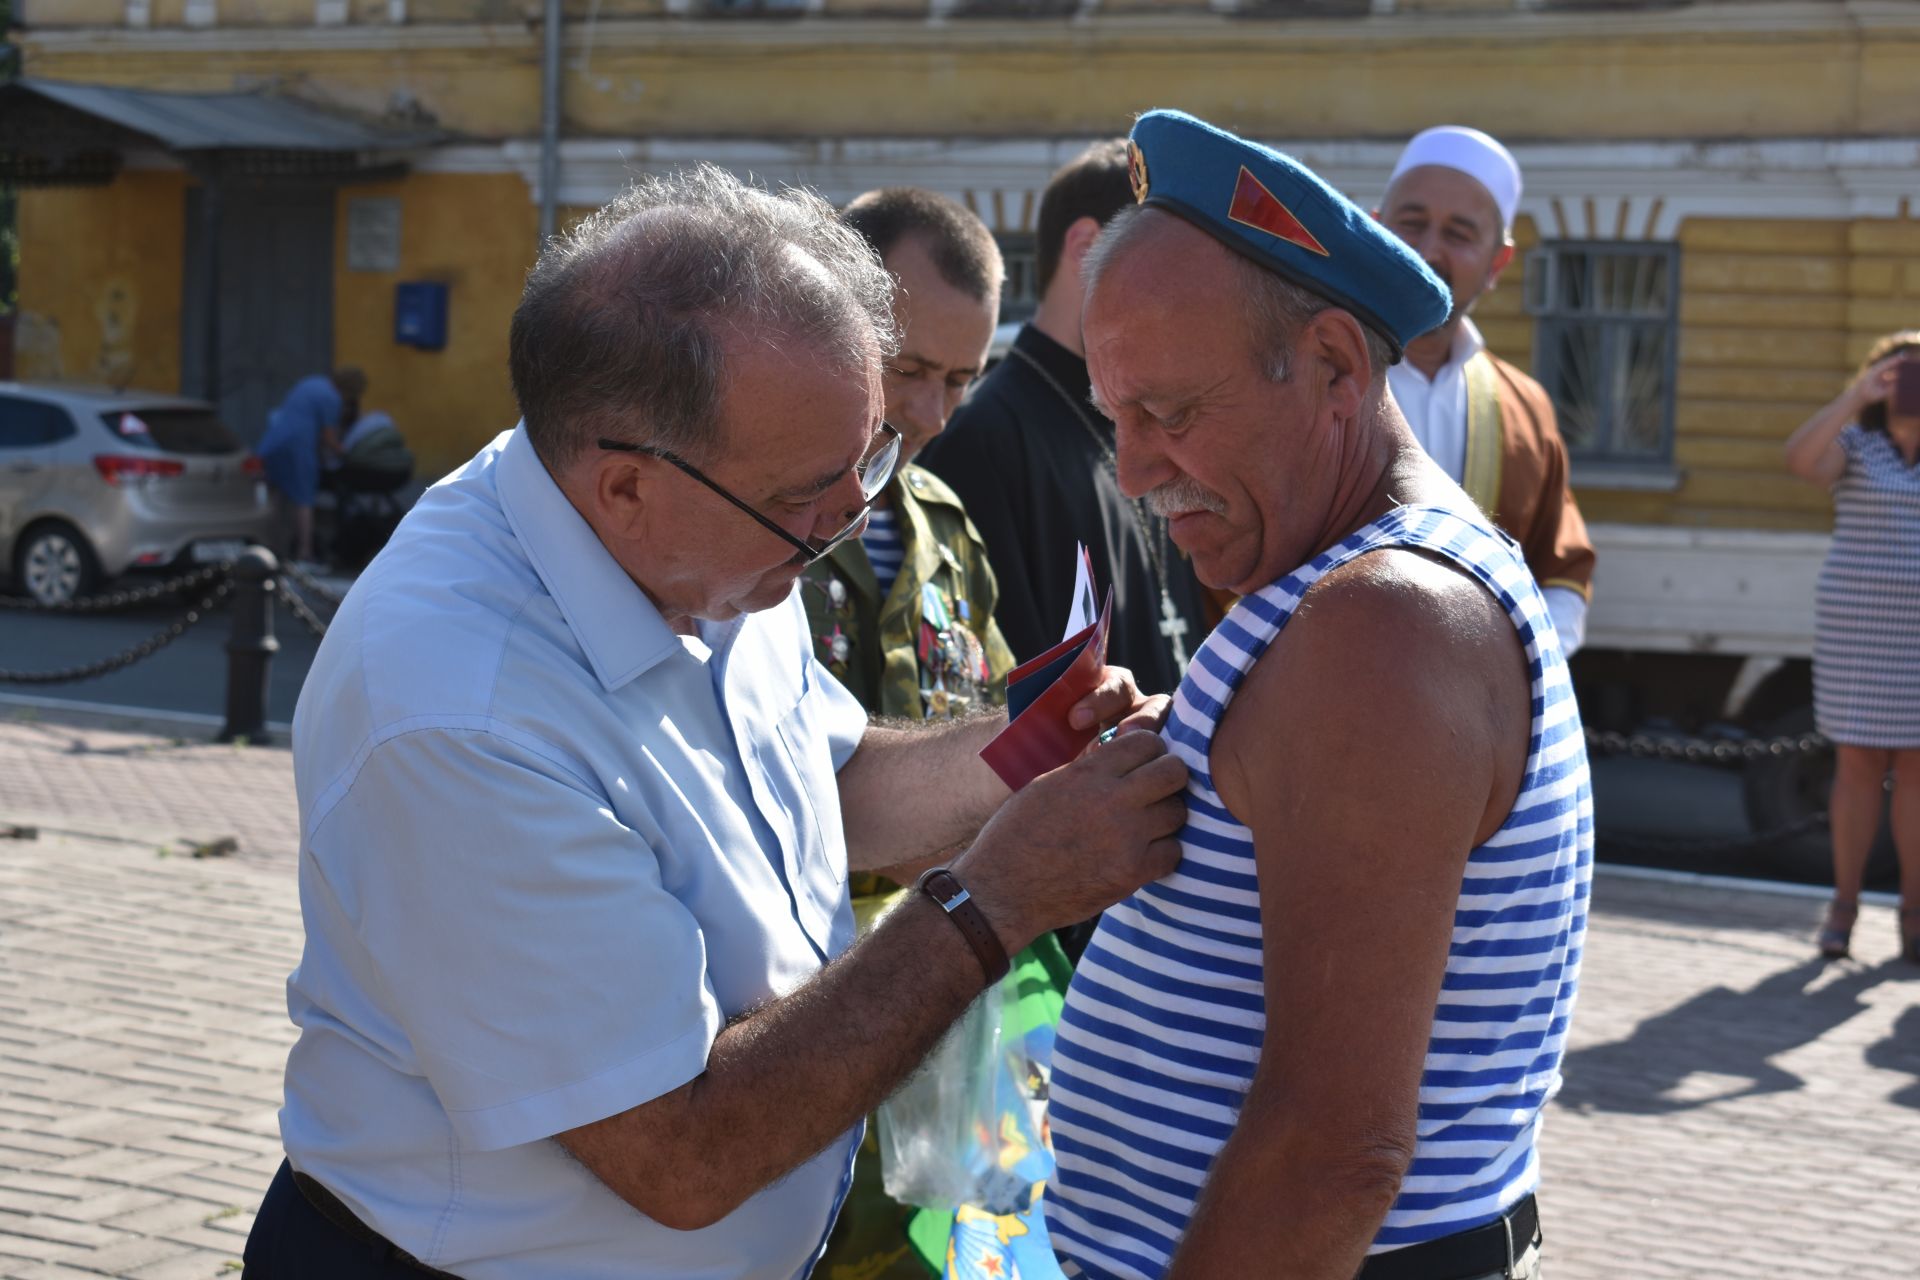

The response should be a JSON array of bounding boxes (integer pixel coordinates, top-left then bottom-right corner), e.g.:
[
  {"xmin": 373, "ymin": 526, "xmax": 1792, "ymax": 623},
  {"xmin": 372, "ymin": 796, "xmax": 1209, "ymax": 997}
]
[
  {"xmin": 1379, "ymin": 126, "xmax": 1596, "ymax": 653},
  {"xmin": 241, "ymin": 163, "xmax": 1187, "ymax": 1280}
]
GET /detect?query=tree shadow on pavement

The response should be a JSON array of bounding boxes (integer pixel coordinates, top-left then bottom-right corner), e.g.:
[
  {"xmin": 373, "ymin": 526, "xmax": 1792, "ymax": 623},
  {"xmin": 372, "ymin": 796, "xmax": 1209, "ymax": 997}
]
[
  {"xmin": 1863, "ymin": 1004, "xmax": 1920, "ymax": 1110},
  {"xmin": 1556, "ymin": 957, "xmax": 1900, "ymax": 1115}
]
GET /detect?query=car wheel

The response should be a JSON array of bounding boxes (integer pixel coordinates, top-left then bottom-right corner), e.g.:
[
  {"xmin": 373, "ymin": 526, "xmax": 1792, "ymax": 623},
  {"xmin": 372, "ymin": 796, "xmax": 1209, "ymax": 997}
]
[{"xmin": 15, "ymin": 521, "xmax": 100, "ymax": 607}]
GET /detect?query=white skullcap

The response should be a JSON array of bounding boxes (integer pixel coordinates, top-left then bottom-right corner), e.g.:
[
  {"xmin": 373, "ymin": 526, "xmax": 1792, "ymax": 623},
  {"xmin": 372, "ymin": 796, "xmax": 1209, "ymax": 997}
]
[{"xmin": 1388, "ymin": 126, "xmax": 1522, "ymax": 231}]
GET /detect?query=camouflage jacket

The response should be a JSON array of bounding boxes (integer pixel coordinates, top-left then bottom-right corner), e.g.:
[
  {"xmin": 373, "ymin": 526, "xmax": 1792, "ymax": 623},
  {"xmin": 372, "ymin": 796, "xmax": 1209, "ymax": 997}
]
[{"xmin": 799, "ymin": 464, "xmax": 1016, "ymax": 723}]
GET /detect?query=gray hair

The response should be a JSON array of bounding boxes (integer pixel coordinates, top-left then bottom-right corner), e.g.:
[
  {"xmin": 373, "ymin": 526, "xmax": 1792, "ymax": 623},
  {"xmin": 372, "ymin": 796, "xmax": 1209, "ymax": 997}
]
[
  {"xmin": 508, "ymin": 163, "xmax": 900, "ymax": 471},
  {"xmin": 1084, "ymin": 204, "xmax": 1395, "ymax": 386}
]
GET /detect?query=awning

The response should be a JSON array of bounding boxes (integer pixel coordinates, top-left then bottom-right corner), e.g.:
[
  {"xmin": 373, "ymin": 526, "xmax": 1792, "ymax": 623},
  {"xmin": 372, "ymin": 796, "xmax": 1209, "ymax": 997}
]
[{"xmin": 0, "ymin": 78, "xmax": 445, "ymax": 185}]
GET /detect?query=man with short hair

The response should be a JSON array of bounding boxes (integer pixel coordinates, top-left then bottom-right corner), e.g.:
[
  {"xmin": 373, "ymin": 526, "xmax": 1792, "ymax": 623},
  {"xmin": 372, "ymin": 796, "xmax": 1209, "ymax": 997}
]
[
  {"xmin": 923, "ymin": 141, "xmax": 1211, "ymax": 697},
  {"xmin": 241, "ymin": 165, "xmax": 1187, "ymax": 1280},
  {"xmin": 1378, "ymin": 126, "xmax": 1596, "ymax": 654},
  {"xmin": 800, "ymin": 187, "xmax": 1014, "ymax": 727},
  {"xmin": 803, "ymin": 186, "xmax": 1020, "ymax": 1279},
  {"xmin": 1045, "ymin": 111, "xmax": 1592, "ymax": 1280}
]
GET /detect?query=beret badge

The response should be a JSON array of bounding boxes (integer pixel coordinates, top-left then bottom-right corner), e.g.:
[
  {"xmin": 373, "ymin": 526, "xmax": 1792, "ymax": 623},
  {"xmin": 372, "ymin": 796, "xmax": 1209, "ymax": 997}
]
[{"xmin": 1227, "ymin": 166, "xmax": 1329, "ymax": 259}]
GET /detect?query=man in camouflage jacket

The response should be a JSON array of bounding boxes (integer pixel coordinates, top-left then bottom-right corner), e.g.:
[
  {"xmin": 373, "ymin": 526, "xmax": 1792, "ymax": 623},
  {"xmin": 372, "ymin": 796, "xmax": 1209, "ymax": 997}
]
[{"xmin": 807, "ymin": 188, "xmax": 1019, "ymax": 1280}]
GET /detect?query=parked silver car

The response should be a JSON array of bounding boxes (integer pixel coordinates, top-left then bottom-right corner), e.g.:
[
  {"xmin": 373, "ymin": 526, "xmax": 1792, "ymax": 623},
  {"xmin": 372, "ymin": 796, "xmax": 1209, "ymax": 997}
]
[{"xmin": 0, "ymin": 383, "xmax": 276, "ymax": 605}]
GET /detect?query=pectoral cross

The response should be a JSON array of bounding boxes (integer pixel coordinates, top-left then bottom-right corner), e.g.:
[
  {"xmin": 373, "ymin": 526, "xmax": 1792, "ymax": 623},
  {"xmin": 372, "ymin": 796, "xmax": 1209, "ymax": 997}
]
[{"xmin": 1159, "ymin": 590, "xmax": 1191, "ymax": 675}]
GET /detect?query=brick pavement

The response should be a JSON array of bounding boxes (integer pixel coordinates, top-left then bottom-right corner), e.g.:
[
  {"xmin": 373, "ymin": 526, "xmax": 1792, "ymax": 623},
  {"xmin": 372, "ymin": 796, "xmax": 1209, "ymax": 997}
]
[
  {"xmin": 1, "ymin": 703, "xmax": 1917, "ymax": 1278},
  {"xmin": 0, "ymin": 706, "xmax": 302, "ymax": 1279}
]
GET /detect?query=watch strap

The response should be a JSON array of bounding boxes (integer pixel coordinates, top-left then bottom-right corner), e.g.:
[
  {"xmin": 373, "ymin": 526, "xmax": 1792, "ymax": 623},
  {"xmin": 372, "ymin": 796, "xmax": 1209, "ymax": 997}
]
[{"xmin": 917, "ymin": 867, "xmax": 1010, "ymax": 985}]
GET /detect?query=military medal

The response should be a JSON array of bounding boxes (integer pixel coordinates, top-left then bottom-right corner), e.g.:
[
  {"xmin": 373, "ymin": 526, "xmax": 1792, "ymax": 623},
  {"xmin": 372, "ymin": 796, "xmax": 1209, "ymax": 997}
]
[
  {"xmin": 807, "ymin": 575, "xmax": 850, "ymax": 612},
  {"xmin": 818, "ymin": 624, "xmax": 850, "ymax": 669}
]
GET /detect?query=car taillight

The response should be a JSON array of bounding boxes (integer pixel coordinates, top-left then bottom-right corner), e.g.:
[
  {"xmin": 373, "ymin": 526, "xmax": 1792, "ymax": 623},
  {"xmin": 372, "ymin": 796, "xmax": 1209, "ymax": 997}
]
[
  {"xmin": 241, "ymin": 455, "xmax": 265, "ymax": 479},
  {"xmin": 93, "ymin": 454, "xmax": 186, "ymax": 486}
]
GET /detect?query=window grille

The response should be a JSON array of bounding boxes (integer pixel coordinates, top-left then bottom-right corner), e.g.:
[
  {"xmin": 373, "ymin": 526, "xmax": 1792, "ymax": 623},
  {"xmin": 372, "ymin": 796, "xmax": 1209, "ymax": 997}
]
[
  {"xmin": 1525, "ymin": 241, "xmax": 1680, "ymax": 467},
  {"xmin": 995, "ymin": 232, "xmax": 1039, "ymax": 326}
]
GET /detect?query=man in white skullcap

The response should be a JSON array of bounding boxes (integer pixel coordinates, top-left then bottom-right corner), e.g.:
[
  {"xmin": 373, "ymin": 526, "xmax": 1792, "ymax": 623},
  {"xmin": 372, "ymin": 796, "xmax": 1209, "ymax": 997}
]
[{"xmin": 1379, "ymin": 125, "xmax": 1596, "ymax": 653}]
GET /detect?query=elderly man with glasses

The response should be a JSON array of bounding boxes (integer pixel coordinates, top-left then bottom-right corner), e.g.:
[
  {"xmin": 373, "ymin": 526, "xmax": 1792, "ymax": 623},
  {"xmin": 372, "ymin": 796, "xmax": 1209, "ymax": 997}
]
[{"xmin": 241, "ymin": 165, "xmax": 1188, "ymax": 1280}]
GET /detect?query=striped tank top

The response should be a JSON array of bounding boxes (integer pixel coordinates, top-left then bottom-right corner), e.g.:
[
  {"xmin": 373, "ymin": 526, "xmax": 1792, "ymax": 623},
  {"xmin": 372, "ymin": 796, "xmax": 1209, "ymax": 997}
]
[{"xmin": 1046, "ymin": 504, "xmax": 1594, "ymax": 1279}]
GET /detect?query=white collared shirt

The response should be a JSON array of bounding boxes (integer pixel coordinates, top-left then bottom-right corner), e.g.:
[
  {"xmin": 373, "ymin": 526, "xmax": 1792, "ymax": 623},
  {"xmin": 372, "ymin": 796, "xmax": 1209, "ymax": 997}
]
[
  {"xmin": 280, "ymin": 426, "xmax": 868, "ymax": 1279},
  {"xmin": 1387, "ymin": 317, "xmax": 1485, "ymax": 485},
  {"xmin": 1387, "ymin": 319, "xmax": 1587, "ymax": 654}
]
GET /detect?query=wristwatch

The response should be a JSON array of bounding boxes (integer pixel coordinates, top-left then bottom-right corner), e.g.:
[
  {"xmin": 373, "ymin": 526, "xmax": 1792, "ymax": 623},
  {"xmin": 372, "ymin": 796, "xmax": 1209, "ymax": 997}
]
[{"xmin": 916, "ymin": 867, "xmax": 1010, "ymax": 984}]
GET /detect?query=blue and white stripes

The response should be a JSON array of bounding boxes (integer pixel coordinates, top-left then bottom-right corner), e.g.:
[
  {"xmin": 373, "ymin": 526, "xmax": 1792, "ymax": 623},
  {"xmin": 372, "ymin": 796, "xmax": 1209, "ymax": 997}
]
[
  {"xmin": 864, "ymin": 506, "xmax": 906, "ymax": 602},
  {"xmin": 1813, "ymin": 424, "xmax": 1920, "ymax": 749},
  {"xmin": 860, "ymin": 507, "xmax": 907, "ymax": 598},
  {"xmin": 1046, "ymin": 504, "xmax": 1594, "ymax": 1280}
]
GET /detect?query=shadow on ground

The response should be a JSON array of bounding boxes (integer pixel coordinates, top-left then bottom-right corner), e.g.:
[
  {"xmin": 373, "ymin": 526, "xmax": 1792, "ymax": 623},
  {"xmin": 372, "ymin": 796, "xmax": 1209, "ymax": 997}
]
[
  {"xmin": 1558, "ymin": 956, "xmax": 1916, "ymax": 1115},
  {"xmin": 1864, "ymin": 1004, "xmax": 1920, "ymax": 1110}
]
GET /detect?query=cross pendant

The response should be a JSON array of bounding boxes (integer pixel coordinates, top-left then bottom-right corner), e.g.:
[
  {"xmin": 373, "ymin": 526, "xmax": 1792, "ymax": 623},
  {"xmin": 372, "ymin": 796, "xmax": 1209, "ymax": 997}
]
[{"xmin": 1159, "ymin": 590, "xmax": 1191, "ymax": 675}]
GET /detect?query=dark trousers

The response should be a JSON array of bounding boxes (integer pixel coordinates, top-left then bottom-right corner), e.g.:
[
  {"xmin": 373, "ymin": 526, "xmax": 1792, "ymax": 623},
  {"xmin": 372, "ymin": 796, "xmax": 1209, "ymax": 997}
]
[{"xmin": 244, "ymin": 1160, "xmax": 447, "ymax": 1279}]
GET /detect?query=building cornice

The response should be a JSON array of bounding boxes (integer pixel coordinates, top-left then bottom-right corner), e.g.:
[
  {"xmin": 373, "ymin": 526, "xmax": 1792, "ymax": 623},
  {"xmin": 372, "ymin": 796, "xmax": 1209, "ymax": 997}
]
[
  {"xmin": 408, "ymin": 134, "xmax": 1920, "ymax": 236},
  {"xmin": 16, "ymin": 1, "xmax": 1919, "ymax": 56}
]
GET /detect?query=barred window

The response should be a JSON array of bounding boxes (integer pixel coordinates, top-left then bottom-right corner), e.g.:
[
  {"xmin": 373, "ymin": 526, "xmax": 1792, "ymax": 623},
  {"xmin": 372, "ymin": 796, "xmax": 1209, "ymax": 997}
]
[
  {"xmin": 995, "ymin": 233, "xmax": 1040, "ymax": 327},
  {"xmin": 1525, "ymin": 242, "xmax": 1680, "ymax": 468}
]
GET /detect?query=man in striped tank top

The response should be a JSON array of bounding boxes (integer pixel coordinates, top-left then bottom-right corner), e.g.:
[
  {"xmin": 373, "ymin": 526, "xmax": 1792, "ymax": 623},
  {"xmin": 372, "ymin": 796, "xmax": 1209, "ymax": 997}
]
[{"xmin": 1044, "ymin": 112, "xmax": 1593, "ymax": 1280}]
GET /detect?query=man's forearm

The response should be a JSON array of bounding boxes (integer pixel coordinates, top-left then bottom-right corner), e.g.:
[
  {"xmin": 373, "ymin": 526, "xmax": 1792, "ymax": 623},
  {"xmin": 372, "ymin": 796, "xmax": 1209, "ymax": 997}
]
[
  {"xmin": 838, "ymin": 712, "xmax": 1009, "ymax": 872},
  {"xmin": 561, "ymin": 890, "xmax": 995, "ymax": 1230},
  {"xmin": 1168, "ymin": 1108, "xmax": 1408, "ymax": 1279}
]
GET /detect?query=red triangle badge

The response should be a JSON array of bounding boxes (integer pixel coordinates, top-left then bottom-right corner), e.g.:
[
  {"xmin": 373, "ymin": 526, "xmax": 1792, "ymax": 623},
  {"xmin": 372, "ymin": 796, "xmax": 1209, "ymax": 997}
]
[{"xmin": 1227, "ymin": 166, "xmax": 1329, "ymax": 258}]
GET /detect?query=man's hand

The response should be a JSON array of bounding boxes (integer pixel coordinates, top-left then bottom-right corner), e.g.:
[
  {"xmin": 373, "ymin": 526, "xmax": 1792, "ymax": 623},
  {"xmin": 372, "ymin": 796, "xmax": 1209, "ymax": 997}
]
[
  {"xmin": 838, "ymin": 664, "xmax": 1173, "ymax": 876},
  {"xmin": 951, "ymin": 729, "xmax": 1187, "ymax": 955},
  {"xmin": 1069, "ymin": 663, "xmax": 1172, "ymax": 738}
]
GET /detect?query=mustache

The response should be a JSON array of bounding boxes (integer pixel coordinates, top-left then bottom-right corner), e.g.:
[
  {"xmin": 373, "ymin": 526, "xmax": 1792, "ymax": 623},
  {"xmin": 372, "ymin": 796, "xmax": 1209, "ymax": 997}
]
[{"xmin": 1145, "ymin": 477, "xmax": 1228, "ymax": 517}]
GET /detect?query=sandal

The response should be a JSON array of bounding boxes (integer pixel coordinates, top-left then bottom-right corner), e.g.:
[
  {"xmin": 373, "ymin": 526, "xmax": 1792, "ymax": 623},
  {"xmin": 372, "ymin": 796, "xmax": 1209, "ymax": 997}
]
[
  {"xmin": 1817, "ymin": 899, "xmax": 1858, "ymax": 960},
  {"xmin": 1901, "ymin": 907, "xmax": 1920, "ymax": 965}
]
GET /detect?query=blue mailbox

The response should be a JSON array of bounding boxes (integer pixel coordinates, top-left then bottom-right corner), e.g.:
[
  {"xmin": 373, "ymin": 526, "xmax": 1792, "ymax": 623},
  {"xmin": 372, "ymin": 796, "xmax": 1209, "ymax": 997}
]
[{"xmin": 394, "ymin": 281, "xmax": 448, "ymax": 350}]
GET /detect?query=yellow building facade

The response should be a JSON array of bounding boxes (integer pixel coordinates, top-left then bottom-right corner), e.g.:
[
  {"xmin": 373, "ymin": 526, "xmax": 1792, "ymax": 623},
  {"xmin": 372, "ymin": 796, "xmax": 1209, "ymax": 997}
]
[{"xmin": 8, "ymin": 0, "xmax": 1920, "ymax": 531}]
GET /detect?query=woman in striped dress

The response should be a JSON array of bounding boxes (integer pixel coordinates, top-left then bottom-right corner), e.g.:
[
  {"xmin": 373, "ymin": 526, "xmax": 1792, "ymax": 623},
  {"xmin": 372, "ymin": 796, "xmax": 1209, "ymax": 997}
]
[{"xmin": 1784, "ymin": 329, "xmax": 1920, "ymax": 962}]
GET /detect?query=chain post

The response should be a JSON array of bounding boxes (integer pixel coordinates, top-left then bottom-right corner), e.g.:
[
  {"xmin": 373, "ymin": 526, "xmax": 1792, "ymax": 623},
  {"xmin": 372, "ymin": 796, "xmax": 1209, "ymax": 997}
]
[{"xmin": 220, "ymin": 547, "xmax": 281, "ymax": 745}]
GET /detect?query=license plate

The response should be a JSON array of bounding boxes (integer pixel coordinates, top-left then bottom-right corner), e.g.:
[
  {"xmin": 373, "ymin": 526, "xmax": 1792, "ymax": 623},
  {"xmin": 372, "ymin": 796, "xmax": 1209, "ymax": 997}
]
[{"xmin": 192, "ymin": 539, "xmax": 249, "ymax": 564}]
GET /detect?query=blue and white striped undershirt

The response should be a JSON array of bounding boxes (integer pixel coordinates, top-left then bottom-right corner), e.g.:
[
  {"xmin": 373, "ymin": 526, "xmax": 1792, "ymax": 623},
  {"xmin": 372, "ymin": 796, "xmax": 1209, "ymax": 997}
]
[
  {"xmin": 861, "ymin": 508, "xmax": 906, "ymax": 598},
  {"xmin": 1045, "ymin": 503, "xmax": 1594, "ymax": 1279}
]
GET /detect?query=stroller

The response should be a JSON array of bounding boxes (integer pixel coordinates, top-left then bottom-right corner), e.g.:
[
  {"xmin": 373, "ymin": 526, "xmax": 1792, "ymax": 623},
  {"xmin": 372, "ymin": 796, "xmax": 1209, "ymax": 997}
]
[{"xmin": 327, "ymin": 412, "xmax": 415, "ymax": 570}]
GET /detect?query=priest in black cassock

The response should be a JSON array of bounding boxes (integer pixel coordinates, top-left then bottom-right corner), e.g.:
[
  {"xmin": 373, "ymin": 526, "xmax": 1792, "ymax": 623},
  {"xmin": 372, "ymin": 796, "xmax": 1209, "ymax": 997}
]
[{"xmin": 922, "ymin": 140, "xmax": 1213, "ymax": 698}]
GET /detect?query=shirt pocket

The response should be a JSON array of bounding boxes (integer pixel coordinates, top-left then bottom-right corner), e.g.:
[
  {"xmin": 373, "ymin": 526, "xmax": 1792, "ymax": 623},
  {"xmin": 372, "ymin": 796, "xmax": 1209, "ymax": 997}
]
[
  {"xmin": 768, "ymin": 667, "xmax": 853, "ymax": 962},
  {"xmin": 773, "ymin": 671, "xmax": 850, "ymax": 893}
]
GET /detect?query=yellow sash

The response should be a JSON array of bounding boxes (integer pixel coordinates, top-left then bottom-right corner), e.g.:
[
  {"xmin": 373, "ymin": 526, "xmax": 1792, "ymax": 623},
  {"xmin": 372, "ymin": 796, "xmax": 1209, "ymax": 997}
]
[{"xmin": 1461, "ymin": 351, "xmax": 1503, "ymax": 520}]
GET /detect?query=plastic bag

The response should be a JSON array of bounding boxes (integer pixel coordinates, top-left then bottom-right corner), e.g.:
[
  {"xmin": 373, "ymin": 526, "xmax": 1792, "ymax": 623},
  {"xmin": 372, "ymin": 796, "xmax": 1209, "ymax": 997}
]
[{"xmin": 877, "ymin": 971, "xmax": 1052, "ymax": 1214}]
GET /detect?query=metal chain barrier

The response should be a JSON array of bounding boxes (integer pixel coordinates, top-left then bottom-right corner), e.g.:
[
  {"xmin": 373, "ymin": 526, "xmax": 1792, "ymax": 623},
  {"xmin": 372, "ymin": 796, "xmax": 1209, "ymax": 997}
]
[
  {"xmin": 279, "ymin": 559, "xmax": 344, "ymax": 610},
  {"xmin": 0, "ymin": 578, "xmax": 234, "ymax": 685},
  {"xmin": 274, "ymin": 580, "xmax": 332, "ymax": 639},
  {"xmin": 1584, "ymin": 725, "xmax": 1833, "ymax": 856},
  {"xmin": 0, "ymin": 563, "xmax": 231, "ymax": 614},
  {"xmin": 1584, "ymin": 726, "xmax": 1830, "ymax": 765}
]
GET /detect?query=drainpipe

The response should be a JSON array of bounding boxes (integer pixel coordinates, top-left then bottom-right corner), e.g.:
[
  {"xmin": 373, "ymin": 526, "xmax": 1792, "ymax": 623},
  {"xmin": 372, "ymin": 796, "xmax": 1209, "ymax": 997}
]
[
  {"xmin": 538, "ymin": 0, "xmax": 561, "ymax": 247},
  {"xmin": 197, "ymin": 168, "xmax": 223, "ymax": 406}
]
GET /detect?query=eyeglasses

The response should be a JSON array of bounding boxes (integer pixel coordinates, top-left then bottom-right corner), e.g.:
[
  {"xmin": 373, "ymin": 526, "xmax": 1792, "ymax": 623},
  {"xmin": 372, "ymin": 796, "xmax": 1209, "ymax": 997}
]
[{"xmin": 597, "ymin": 423, "xmax": 902, "ymax": 566}]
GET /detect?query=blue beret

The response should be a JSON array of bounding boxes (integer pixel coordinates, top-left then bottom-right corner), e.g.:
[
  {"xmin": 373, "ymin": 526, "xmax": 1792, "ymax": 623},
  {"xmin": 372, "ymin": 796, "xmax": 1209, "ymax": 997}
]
[{"xmin": 1125, "ymin": 109, "xmax": 1451, "ymax": 360}]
